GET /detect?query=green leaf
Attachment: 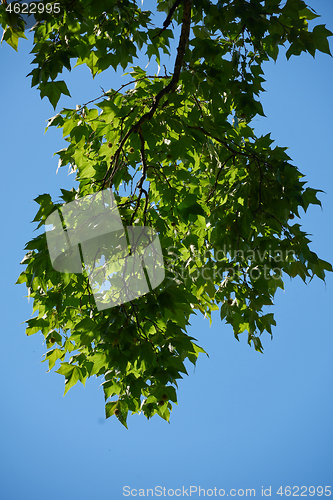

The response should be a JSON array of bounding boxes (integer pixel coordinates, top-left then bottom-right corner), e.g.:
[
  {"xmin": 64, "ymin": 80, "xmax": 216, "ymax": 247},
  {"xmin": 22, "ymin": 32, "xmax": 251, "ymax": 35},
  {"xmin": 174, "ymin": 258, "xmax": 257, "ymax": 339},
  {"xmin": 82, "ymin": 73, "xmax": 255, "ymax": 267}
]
[
  {"xmin": 1, "ymin": 26, "xmax": 27, "ymax": 51},
  {"xmin": 90, "ymin": 352, "xmax": 108, "ymax": 376},
  {"xmin": 311, "ymin": 24, "xmax": 333, "ymax": 56},
  {"xmin": 43, "ymin": 348, "xmax": 65, "ymax": 371},
  {"xmin": 56, "ymin": 363, "xmax": 82, "ymax": 395},
  {"xmin": 40, "ymin": 81, "xmax": 72, "ymax": 109},
  {"xmin": 302, "ymin": 187, "xmax": 323, "ymax": 212}
]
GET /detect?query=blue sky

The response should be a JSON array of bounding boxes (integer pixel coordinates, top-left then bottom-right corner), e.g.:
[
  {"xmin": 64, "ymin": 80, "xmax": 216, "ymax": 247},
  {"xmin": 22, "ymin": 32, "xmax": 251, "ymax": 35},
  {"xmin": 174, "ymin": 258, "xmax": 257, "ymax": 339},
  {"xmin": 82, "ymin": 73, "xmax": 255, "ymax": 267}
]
[{"xmin": 1, "ymin": 1, "xmax": 332, "ymax": 498}]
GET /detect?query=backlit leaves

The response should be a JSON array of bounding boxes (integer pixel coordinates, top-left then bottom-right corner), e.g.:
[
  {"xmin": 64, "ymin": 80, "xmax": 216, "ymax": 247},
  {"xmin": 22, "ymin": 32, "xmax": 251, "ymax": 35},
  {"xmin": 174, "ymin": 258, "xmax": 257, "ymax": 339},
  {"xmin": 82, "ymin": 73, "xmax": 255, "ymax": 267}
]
[{"xmin": 4, "ymin": 0, "xmax": 332, "ymax": 426}]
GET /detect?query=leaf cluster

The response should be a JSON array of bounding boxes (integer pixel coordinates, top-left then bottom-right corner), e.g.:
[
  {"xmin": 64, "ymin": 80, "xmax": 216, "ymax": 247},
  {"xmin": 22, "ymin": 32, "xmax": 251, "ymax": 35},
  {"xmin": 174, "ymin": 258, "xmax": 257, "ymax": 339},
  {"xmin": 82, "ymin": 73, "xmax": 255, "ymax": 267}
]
[{"xmin": 5, "ymin": 0, "xmax": 332, "ymax": 425}]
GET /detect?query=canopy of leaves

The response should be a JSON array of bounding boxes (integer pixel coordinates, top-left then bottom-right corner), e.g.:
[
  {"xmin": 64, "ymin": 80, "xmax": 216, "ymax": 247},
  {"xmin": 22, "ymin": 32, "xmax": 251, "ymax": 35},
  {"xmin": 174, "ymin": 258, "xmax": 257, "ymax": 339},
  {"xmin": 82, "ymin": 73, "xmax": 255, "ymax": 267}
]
[{"xmin": 2, "ymin": 0, "xmax": 332, "ymax": 427}]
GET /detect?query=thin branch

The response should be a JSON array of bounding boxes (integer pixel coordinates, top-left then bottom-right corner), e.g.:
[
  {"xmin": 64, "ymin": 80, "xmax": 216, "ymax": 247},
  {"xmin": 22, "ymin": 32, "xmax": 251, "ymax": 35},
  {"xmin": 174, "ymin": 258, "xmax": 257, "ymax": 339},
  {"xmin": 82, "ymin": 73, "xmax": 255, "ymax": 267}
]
[
  {"xmin": 130, "ymin": 130, "xmax": 149, "ymax": 225},
  {"xmin": 191, "ymin": 94, "xmax": 205, "ymax": 120},
  {"xmin": 206, "ymin": 154, "xmax": 235, "ymax": 202},
  {"xmin": 102, "ymin": 0, "xmax": 192, "ymax": 189},
  {"xmin": 153, "ymin": 0, "xmax": 182, "ymax": 39},
  {"xmin": 186, "ymin": 125, "xmax": 242, "ymax": 156},
  {"xmin": 254, "ymin": 158, "xmax": 263, "ymax": 214},
  {"xmin": 74, "ymin": 77, "xmax": 169, "ymax": 115},
  {"xmin": 152, "ymin": 162, "xmax": 173, "ymax": 189}
]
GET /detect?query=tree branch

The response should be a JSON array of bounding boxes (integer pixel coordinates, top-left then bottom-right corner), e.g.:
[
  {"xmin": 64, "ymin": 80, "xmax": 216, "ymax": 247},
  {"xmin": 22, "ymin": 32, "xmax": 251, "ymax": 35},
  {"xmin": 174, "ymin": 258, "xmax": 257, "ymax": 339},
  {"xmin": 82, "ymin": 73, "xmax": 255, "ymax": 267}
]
[
  {"xmin": 153, "ymin": 0, "xmax": 182, "ymax": 39},
  {"xmin": 206, "ymin": 154, "xmax": 235, "ymax": 202},
  {"xmin": 130, "ymin": 130, "xmax": 149, "ymax": 225},
  {"xmin": 103, "ymin": 0, "xmax": 192, "ymax": 189}
]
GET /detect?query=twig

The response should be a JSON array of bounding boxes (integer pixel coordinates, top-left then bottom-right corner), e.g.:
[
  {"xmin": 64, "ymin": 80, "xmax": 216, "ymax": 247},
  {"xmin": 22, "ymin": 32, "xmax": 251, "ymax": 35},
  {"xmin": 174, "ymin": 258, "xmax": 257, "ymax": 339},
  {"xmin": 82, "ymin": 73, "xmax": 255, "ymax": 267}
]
[
  {"xmin": 102, "ymin": 0, "xmax": 192, "ymax": 189},
  {"xmin": 153, "ymin": 0, "xmax": 182, "ymax": 39},
  {"xmin": 206, "ymin": 154, "xmax": 235, "ymax": 202},
  {"xmin": 130, "ymin": 130, "xmax": 149, "ymax": 225}
]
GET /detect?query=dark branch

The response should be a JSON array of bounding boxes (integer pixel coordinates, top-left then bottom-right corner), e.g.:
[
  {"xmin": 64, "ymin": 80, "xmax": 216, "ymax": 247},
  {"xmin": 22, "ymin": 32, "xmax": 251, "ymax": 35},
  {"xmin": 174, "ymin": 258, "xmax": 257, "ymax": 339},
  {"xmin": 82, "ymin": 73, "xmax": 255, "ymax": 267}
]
[
  {"xmin": 206, "ymin": 154, "xmax": 235, "ymax": 202},
  {"xmin": 130, "ymin": 130, "xmax": 149, "ymax": 225},
  {"xmin": 103, "ymin": 0, "xmax": 192, "ymax": 189},
  {"xmin": 153, "ymin": 0, "xmax": 182, "ymax": 39}
]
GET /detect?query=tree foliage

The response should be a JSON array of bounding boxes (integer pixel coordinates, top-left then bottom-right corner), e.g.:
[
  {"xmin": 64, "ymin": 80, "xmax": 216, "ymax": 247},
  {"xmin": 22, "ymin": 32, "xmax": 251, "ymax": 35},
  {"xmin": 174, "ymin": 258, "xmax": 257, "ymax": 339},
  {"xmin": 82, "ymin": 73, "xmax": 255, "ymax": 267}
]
[{"xmin": 2, "ymin": 0, "xmax": 332, "ymax": 426}]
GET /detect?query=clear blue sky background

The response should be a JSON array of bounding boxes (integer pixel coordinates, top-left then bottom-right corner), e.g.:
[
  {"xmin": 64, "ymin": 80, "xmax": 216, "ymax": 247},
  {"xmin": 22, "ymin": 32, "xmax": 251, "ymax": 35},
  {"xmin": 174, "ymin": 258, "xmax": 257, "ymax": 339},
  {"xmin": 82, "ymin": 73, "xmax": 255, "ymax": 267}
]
[{"xmin": 0, "ymin": 1, "xmax": 332, "ymax": 498}]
